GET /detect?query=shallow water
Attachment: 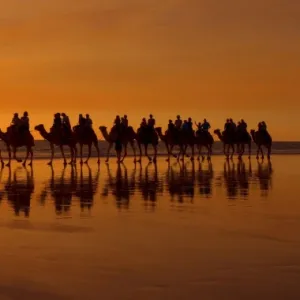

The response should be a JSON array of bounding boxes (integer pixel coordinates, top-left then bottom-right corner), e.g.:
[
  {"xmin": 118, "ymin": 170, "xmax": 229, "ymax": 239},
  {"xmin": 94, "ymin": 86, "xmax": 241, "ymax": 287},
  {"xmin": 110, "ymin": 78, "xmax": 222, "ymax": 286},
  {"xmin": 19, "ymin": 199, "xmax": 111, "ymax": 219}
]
[{"xmin": 1, "ymin": 156, "xmax": 300, "ymax": 299}]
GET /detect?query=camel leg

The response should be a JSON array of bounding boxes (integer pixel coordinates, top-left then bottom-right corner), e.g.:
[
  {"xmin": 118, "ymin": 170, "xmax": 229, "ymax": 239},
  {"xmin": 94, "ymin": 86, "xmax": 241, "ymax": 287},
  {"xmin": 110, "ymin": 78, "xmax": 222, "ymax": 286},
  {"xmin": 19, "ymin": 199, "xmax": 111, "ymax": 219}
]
[
  {"xmin": 197, "ymin": 144, "xmax": 201, "ymax": 160},
  {"xmin": 48, "ymin": 143, "xmax": 55, "ymax": 165},
  {"xmin": 121, "ymin": 142, "xmax": 128, "ymax": 163},
  {"xmin": 230, "ymin": 144, "xmax": 235, "ymax": 159},
  {"xmin": 0, "ymin": 150, "xmax": 3, "ymax": 168},
  {"xmin": 6, "ymin": 145, "xmax": 11, "ymax": 167},
  {"xmin": 130, "ymin": 141, "xmax": 136, "ymax": 163},
  {"xmin": 105, "ymin": 143, "xmax": 112, "ymax": 163},
  {"xmin": 267, "ymin": 145, "xmax": 271, "ymax": 160},
  {"xmin": 93, "ymin": 141, "xmax": 100, "ymax": 164},
  {"xmin": 28, "ymin": 147, "xmax": 33, "ymax": 166},
  {"xmin": 13, "ymin": 147, "xmax": 22, "ymax": 163},
  {"xmin": 22, "ymin": 147, "xmax": 29, "ymax": 166},
  {"xmin": 153, "ymin": 144, "xmax": 157, "ymax": 163},
  {"xmin": 190, "ymin": 144, "xmax": 194, "ymax": 161},
  {"xmin": 256, "ymin": 146, "xmax": 260, "ymax": 160},
  {"xmin": 144, "ymin": 144, "xmax": 152, "ymax": 162},
  {"xmin": 85, "ymin": 144, "xmax": 92, "ymax": 164},
  {"xmin": 223, "ymin": 144, "xmax": 227, "ymax": 158},
  {"xmin": 69, "ymin": 146, "xmax": 74, "ymax": 164},
  {"xmin": 79, "ymin": 144, "xmax": 84, "ymax": 164},
  {"xmin": 137, "ymin": 142, "xmax": 142, "ymax": 163},
  {"xmin": 248, "ymin": 142, "xmax": 251, "ymax": 159},
  {"xmin": 261, "ymin": 147, "xmax": 265, "ymax": 160},
  {"xmin": 166, "ymin": 144, "xmax": 173, "ymax": 162},
  {"xmin": 60, "ymin": 145, "xmax": 67, "ymax": 165},
  {"xmin": 73, "ymin": 146, "xmax": 77, "ymax": 164}
]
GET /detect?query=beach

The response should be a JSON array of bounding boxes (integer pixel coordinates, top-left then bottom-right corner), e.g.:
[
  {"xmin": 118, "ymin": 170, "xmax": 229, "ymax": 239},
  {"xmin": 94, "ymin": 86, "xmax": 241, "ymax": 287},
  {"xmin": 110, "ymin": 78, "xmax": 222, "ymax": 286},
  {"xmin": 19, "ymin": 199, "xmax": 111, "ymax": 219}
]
[{"xmin": 0, "ymin": 155, "xmax": 300, "ymax": 299}]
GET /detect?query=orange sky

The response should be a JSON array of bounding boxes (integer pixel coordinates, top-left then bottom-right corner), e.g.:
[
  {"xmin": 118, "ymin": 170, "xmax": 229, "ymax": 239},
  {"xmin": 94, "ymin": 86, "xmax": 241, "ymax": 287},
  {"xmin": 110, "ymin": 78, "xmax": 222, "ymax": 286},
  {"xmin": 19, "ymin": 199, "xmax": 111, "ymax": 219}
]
[{"xmin": 0, "ymin": 0, "xmax": 299, "ymax": 140}]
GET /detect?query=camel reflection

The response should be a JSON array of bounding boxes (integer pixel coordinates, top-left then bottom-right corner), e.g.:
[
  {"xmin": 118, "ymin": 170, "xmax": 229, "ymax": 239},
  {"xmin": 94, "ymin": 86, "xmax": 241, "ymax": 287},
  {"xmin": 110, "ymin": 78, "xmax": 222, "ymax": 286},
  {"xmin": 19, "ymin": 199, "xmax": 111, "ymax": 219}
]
[
  {"xmin": 74, "ymin": 165, "xmax": 100, "ymax": 212},
  {"xmin": 45, "ymin": 166, "xmax": 76, "ymax": 216},
  {"xmin": 166, "ymin": 161, "xmax": 196, "ymax": 203},
  {"xmin": 219, "ymin": 160, "xmax": 252, "ymax": 199},
  {"xmin": 137, "ymin": 162, "xmax": 163, "ymax": 209},
  {"xmin": 40, "ymin": 165, "xmax": 99, "ymax": 216},
  {"xmin": 101, "ymin": 164, "xmax": 135, "ymax": 209},
  {"xmin": 254, "ymin": 161, "xmax": 273, "ymax": 196},
  {"xmin": 197, "ymin": 161, "xmax": 214, "ymax": 197},
  {"xmin": 5, "ymin": 166, "xmax": 34, "ymax": 217}
]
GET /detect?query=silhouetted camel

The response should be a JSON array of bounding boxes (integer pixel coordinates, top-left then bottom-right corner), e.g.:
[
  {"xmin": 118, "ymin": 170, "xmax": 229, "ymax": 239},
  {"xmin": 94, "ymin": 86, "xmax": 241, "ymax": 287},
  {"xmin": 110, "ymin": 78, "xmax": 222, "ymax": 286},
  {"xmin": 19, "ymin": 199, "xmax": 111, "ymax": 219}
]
[
  {"xmin": 35, "ymin": 124, "xmax": 76, "ymax": 165},
  {"xmin": 73, "ymin": 125, "xmax": 100, "ymax": 164},
  {"xmin": 99, "ymin": 126, "xmax": 136, "ymax": 163},
  {"xmin": 136, "ymin": 127, "xmax": 159, "ymax": 163},
  {"xmin": 214, "ymin": 129, "xmax": 235, "ymax": 159},
  {"xmin": 155, "ymin": 127, "xmax": 186, "ymax": 161},
  {"xmin": 195, "ymin": 130, "xmax": 214, "ymax": 160},
  {"xmin": 0, "ymin": 128, "xmax": 34, "ymax": 167},
  {"xmin": 250, "ymin": 129, "xmax": 272, "ymax": 160}
]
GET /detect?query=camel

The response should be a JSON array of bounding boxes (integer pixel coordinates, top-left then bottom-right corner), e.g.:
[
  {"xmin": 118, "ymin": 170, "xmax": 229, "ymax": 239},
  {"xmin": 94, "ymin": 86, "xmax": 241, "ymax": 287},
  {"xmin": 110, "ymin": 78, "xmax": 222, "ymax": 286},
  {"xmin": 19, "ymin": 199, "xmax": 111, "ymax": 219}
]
[
  {"xmin": 35, "ymin": 124, "xmax": 76, "ymax": 165},
  {"xmin": 73, "ymin": 126, "xmax": 100, "ymax": 164},
  {"xmin": 0, "ymin": 127, "xmax": 34, "ymax": 167},
  {"xmin": 99, "ymin": 126, "xmax": 136, "ymax": 163},
  {"xmin": 195, "ymin": 130, "xmax": 214, "ymax": 160},
  {"xmin": 250, "ymin": 129, "xmax": 272, "ymax": 160},
  {"xmin": 155, "ymin": 127, "xmax": 187, "ymax": 161},
  {"xmin": 214, "ymin": 129, "xmax": 235, "ymax": 159},
  {"xmin": 136, "ymin": 127, "xmax": 159, "ymax": 163},
  {"xmin": 214, "ymin": 129, "xmax": 251, "ymax": 159},
  {"xmin": 235, "ymin": 130, "xmax": 252, "ymax": 159}
]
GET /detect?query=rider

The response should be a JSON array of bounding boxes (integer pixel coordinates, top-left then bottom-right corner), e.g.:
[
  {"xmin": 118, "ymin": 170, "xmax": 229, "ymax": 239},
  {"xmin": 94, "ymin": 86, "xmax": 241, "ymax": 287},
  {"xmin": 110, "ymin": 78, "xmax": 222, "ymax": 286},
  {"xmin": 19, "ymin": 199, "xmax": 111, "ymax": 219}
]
[
  {"xmin": 11, "ymin": 113, "xmax": 20, "ymax": 126},
  {"xmin": 20, "ymin": 111, "xmax": 30, "ymax": 133},
  {"xmin": 175, "ymin": 115, "xmax": 182, "ymax": 130},
  {"xmin": 260, "ymin": 121, "xmax": 267, "ymax": 131},
  {"xmin": 114, "ymin": 115, "xmax": 121, "ymax": 126},
  {"xmin": 122, "ymin": 115, "xmax": 128, "ymax": 128},
  {"xmin": 201, "ymin": 118, "xmax": 211, "ymax": 132},
  {"xmin": 195, "ymin": 121, "xmax": 202, "ymax": 131},
  {"xmin": 239, "ymin": 119, "xmax": 247, "ymax": 131},
  {"xmin": 148, "ymin": 114, "xmax": 155, "ymax": 129},
  {"xmin": 168, "ymin": 120, "xmax": 175, "ymax": 132},
  {"xmin": 182, "ymin": 120, "xmax": 189, "ymax": 131},
  {"xmin": 224, "ymin": 119, "xmax": 231, "ymax": 131},
  {"xmin": 62, "ymin": 113, "xmax": 71, "ymax": 129},
  {"xmin": 85, "ymin": 114, "xmax": 93, "ymax": 128},
  {"xmin": 229, "ymin": 118, "xmax": 236, "ymax": 131},
  {"xmin": 140, "ymin": 118, "xmax": 147, "ymax": 129},
  {"xmin": 187, "ymin": 117, "xmax": 193, "ymax": 131},
  {"xmin": 79, "ymin": 114, "xmax": 86, "ymax": 127}
]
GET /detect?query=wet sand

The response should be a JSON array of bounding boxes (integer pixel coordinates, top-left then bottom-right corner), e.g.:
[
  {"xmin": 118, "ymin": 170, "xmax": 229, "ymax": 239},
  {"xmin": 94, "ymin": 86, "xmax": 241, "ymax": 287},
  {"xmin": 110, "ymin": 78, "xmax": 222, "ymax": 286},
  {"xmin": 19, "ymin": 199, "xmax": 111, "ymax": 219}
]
[{"xmin": 0, "ymin": 156, "xmax": 300, "ymax": 299}]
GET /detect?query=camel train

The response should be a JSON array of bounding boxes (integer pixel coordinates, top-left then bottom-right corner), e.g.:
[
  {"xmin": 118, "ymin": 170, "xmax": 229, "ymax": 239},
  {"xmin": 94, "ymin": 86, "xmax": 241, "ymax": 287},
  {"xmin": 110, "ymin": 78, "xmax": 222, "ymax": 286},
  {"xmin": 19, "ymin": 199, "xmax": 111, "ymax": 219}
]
[{"xmin": 0, "ymin": 115, "xmax": 272, "ymax": 166}]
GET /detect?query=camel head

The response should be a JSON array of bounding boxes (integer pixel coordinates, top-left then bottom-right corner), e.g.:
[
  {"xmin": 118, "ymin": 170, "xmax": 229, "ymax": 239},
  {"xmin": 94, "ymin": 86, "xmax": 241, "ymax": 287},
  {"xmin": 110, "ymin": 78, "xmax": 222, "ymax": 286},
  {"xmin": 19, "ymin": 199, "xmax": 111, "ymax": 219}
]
[
  {"xmin": 34, "ymin": 124, "xmax": 45, "ymax": 132},
  {"xmin": 99, "ymin": 126, "xmax": 107, "ymax": 134},
  {"xmin": 213, "ymin": 129, "xmax": 221, "ymax": 135}
]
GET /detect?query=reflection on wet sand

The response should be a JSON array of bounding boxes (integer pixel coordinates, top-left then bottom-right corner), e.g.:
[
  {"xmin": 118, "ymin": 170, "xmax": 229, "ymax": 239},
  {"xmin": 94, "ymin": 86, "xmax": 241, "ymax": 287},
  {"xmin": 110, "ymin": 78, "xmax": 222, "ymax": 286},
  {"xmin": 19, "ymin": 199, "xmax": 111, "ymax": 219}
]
[
  {"xmin": 215, "ymin": 160, "xmax": 253, "ymax": 199},
  {"xmin": 101, "ymin": 163, "xmax": 135, "ymax": 209},
  {"xmin": 137, "ymin": 163, "xmax": 163, "ymax": 210},
  {"xmin": 39, "ymin": 165, "xmax": 100, "ymax": 216},
  {"xmin": 0, "ymin": 159, "xmax": 275, "ymax": 216},
  {"xmin": 197, "ymin": 161, "xmax": 214, "ymax": 197},
  {"xmin": 166, "ymin": 162, "xmax": 196, "ymax": 203},
  {"xmin": 254, "ymin": 160, "xmax": 273, "ymax": 196},
  {"xmin": 4, "ymin": 166, "xmax": 34, "ymax": 217}
]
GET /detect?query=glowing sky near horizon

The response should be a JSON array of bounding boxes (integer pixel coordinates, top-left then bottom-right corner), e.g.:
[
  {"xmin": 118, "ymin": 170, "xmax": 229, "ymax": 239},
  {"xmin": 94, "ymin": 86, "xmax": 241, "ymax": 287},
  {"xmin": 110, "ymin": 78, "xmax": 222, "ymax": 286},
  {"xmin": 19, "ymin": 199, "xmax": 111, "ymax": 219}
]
[{"xmin": 0, "ymin": 0, "xmax": 299, "ymax": 140}]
